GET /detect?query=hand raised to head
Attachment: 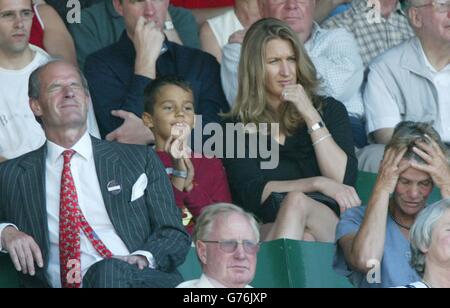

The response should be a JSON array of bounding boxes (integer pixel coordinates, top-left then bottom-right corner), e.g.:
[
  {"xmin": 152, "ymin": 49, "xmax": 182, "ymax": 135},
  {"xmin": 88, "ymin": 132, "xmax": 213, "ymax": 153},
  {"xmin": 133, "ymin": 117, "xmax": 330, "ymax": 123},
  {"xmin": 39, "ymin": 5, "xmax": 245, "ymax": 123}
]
[
  {"xmin": 133, "ymin": 16, "xmax": 165, "ymax": 79},
  {"xmin": 376, "ymin": 146, "xmax": 410, "ymax": 194},
  {"xmin": 281, "ymin": 84, "xmax": 316, "ymax": 119},
  {"xmin": 410, "ymin": 136, "xmax": 450, "ymax": 198}
]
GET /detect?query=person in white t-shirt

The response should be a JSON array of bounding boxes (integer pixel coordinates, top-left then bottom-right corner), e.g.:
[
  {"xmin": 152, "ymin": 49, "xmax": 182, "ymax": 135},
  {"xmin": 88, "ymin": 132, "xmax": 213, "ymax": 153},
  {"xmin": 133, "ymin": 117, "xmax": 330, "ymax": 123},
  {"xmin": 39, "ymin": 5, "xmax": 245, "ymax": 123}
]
[
  {"xmin": 358, "ymin": 0, "xmax": 450, "ymax": 172},
  {"xmin": 0, "ymin": 0, "xmax": 99, "ymax": 162},
  {"xmin": 0, "ymin": 0, "xmax": 49, "ymax": 161}
]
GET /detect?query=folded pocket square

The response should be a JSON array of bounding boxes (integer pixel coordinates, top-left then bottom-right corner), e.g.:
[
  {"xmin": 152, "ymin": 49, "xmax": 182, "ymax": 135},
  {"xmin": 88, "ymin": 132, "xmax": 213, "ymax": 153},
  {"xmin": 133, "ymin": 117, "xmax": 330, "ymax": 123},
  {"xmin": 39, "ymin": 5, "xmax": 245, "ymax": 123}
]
[{"xmin": 131, "ymin": 173, "xmax": 148, "ymax": 202}]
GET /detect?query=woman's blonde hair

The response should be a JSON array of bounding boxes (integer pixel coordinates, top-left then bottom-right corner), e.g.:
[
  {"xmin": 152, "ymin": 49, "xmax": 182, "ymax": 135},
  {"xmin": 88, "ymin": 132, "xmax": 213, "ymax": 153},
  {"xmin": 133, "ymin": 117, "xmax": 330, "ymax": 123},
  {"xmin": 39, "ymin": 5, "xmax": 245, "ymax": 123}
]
[{"xmin": 226, "ymin": 18, "xmax": 321, "ymax": 135}]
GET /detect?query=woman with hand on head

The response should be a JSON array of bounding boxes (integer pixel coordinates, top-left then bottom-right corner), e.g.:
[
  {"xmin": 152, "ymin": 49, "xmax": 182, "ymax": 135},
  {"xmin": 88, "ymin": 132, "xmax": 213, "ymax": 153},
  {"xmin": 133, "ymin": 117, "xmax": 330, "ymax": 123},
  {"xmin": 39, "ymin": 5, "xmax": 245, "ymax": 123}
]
[
  {"xmin": 142, "ymin": 76, "xmax": 232, "ymax": 234},
  {"xmin": 222, "ymin": 18, "xmax": 360, "ymax": 242}
]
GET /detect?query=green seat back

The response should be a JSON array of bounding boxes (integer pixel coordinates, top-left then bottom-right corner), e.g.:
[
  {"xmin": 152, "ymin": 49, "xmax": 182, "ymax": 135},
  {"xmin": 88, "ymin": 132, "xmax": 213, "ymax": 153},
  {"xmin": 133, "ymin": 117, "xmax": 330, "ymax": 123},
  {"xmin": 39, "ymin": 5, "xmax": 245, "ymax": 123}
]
[{"xmin": 1, "ymin": 171, "xmax": 442, "ymax": 288}]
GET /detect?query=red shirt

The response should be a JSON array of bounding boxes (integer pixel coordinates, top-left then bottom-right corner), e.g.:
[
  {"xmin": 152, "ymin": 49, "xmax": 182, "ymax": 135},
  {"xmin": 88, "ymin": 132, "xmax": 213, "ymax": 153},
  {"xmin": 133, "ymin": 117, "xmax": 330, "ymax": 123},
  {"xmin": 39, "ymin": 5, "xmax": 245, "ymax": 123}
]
[
  {"xmin": 171, "ymin": 0, "xmax": 234, "ymax": 8},
  {"xmin": 157, "ymin": 151, "xmax": 232, "ymax": 234},
  {"xmin": 30, "ymin": 5, "xmax": 45, "ymax": 50}
]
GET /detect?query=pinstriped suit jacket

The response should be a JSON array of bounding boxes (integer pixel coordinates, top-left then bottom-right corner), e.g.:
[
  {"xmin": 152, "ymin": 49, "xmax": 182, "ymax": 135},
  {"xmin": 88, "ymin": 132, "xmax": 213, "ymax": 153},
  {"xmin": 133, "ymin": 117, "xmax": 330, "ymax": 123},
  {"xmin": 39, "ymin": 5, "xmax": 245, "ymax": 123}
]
[{"xmin": 0, "ymin": 136, "xmax": 190, "ymax": 288}]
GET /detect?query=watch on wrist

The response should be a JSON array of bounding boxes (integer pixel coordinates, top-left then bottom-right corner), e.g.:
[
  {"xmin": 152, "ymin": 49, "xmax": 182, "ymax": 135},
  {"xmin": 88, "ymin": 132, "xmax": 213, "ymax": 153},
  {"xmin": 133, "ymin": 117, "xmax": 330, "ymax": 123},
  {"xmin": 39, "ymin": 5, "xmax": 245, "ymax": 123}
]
[
  {"xmin": 164, "ymin": 20, "xmax": 174, "ymax": 30},
  {"xmin": 172, "ymin": 169, "xmax": 188, "ymax": 179},
  {"xmin": 308, "ymin": 121, "xmax": 325, "ymax": 134}
]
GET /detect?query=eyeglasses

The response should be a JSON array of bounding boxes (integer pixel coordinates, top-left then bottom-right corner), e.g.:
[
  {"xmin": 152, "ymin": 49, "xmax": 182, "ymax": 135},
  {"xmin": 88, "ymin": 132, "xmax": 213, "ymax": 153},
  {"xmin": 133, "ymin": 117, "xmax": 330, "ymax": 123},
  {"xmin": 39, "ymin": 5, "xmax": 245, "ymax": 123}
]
[
  {"xmin": 0, "ymin": 10, "xmax": 34, "ymax": 23},
  {"xmin": 202, "ymin": 240, "xmax": 260, "ymax": 254},
  {"xmin": 414, "ymin": 0, "xmax": 450, "ymax": 13}
]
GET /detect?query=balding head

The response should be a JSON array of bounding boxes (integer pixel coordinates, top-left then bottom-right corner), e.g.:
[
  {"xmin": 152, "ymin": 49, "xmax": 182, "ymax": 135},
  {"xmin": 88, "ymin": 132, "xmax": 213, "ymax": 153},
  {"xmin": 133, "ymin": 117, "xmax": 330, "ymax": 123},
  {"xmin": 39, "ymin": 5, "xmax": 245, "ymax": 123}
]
[{"xmin": 257, "ymin": 0, "xmax": 316, "ymax": 43}]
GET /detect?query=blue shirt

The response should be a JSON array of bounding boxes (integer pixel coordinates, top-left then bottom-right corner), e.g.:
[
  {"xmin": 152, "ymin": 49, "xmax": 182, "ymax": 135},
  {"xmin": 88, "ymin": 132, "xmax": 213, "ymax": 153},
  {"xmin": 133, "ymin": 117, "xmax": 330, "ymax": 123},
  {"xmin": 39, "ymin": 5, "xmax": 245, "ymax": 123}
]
[
  {"xmin": 329, "ymin": 3, "xmax": 351, "ymax": 18},
  {"xmin": 84, "ymin": 31, "xmax": 229, "ymax": 138},
  {"xmin": 333, "ymin": 206, "xmax": 420, "ymax": 288}
]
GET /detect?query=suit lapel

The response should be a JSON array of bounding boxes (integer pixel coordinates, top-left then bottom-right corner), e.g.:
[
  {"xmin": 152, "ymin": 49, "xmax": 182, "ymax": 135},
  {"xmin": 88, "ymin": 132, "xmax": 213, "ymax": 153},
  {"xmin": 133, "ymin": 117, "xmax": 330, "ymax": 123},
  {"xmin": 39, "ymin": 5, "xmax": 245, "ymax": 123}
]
[
  {"xmin": 91, "ymin": 137, "xmax": 133, "ymax": 249},
  {"xmin": 18, "ymin": 145, "xmax": 50, "ymax": 263}
]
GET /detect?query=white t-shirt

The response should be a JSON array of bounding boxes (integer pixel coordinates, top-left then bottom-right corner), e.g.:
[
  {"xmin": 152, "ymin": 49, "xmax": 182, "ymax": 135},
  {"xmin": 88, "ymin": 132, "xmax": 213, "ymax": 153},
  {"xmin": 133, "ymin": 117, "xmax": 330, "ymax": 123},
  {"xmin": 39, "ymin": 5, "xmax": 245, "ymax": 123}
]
[
  {"xmin": 0, "ymin": 45, "xmax": 50, "ymax": 159},
  {"xmin": 207, "ymin": 9, "xmax": 243, "ymax": 48}
]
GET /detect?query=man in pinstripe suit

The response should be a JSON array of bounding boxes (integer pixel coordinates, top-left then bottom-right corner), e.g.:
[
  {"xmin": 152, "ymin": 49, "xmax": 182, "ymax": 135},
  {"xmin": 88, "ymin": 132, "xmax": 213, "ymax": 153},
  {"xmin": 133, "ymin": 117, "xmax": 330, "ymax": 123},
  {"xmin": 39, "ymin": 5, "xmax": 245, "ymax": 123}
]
[{"xmin": 0, "ymin": 60, "xmax": 190, "ymax": 288}]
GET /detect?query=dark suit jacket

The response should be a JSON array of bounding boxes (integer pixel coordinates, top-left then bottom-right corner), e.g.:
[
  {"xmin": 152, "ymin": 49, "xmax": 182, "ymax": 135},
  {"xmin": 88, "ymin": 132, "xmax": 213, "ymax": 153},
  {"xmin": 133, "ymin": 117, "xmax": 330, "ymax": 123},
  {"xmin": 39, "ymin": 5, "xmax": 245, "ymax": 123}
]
[
  {"xmin": 0, "ymin": 136, "xmax": 190, "ymax": 288},
  {"xmin": 84, "ymin": 31, "xmax": 230, "ymax": 138}
]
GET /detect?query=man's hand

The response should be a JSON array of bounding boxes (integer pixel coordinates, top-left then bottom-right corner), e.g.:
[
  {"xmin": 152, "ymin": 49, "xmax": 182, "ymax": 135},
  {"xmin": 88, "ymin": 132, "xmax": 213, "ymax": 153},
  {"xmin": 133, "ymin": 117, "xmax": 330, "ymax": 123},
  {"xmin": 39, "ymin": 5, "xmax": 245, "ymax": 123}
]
[
  {"xmin": 0, "ymin": 156, "xmax": 6, "ymax": 163},
  {"xmin": 411, "ymin": 137, "xmax": 450, "ymax": 198},
  {"xmin": 133, "ymin": 17, "xmax": 165, "ymax": 79},
  {"xmin": 113, "ymin": 255, "xmax": 149, "ymax": 270},
  {"xmin": 106, "ymin": 110, "xmax": 155, "ymax": 145},
  {"xmin": 375, "ymin": 147, "xmax": 409, "ymax": 194},
  {"xmin": 316, "ymin": 177, "xmax": 361, "ymax": 214},
  {"xmin": 2, "ymin": 227, "xmax": 43, "ymax": 276}
]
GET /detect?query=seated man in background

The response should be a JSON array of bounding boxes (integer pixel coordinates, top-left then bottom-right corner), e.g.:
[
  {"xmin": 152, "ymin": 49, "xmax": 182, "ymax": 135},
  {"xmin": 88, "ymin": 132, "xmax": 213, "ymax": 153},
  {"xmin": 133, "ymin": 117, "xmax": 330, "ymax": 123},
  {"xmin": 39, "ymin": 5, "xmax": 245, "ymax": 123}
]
[
  {"xmin": 177, "ymin": 203, "xmax": 259, "ymax": 288},
  {"xmin": 85, "ymin": 0, "xmax": 229, "ymax": 144},
  {"xmin": 321, "ymin": 0, "xmax": 414, "ymax": 67},
  {"xmin": 334, "ymin": 121, "xmax": 450, "ymax": 288},
  {"xmin": 0, "ymin": 60, "xmax": 190, "ymax": 288},
  {"xmin": 0, "ymin": 0, "xmax": 99, "ymax": 163},
  {"xmin": 358, "ymin": 0, "xmax": 450, "ymax": 172},
  {"xmin": 0, "ymin": 0, "xmax": 97, "ymax": 163},
  {"xmin": 0, "ymin": 0, "xmax": 50, "ymax": 162},
  {"xmin": 69, "ymin": 0, "xmax": 200, "ymax": 70}
]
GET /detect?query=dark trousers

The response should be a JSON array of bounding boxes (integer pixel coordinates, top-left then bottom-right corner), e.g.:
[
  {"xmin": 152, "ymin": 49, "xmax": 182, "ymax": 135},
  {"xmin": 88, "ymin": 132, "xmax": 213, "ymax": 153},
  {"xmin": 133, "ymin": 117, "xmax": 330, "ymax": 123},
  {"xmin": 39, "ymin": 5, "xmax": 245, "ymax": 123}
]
[
  {"xmin": 83, "ymin": 258, "xmax": 183, "ymax": 288},
  {"xmin": 349, "ymin": 115, "xmax": 368, "ymax": 148}
]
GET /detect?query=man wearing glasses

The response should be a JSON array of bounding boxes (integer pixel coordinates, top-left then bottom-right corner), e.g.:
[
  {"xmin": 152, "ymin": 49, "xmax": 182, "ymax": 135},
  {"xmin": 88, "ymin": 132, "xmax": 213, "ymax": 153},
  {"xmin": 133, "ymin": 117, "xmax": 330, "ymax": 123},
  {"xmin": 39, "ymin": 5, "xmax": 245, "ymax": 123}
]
[
  {"xmin": 359, "ymin": 0, "xmax": 450, "ymax": 173},
  {"xmin": 177, "ymin": 203, "xmax": 260, "ymax": 288}
]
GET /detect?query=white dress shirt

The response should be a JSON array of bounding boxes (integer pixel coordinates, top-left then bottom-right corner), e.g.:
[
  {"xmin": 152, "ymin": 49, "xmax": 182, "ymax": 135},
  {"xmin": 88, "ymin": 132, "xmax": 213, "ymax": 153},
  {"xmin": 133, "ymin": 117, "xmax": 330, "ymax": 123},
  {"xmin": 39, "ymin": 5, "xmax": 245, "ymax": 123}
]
[
  {"xmin": 176, "ymin": 273, "xmax": 253, "ymax": 288},
  {"xmin": 0, "ymin": 132, "xmax": 153, "ymax": 287}
]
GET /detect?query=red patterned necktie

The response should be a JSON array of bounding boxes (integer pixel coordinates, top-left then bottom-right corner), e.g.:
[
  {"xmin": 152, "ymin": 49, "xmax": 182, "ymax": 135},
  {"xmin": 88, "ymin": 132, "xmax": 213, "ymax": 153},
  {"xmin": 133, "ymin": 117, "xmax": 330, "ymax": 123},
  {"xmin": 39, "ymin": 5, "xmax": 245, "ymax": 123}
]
[{"xmin": 59, "ymin": 149, "xmax": 113, "ymax": 288}]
